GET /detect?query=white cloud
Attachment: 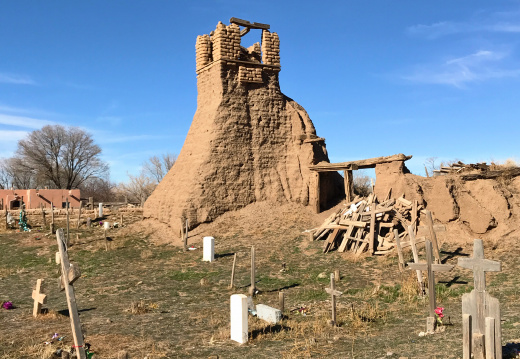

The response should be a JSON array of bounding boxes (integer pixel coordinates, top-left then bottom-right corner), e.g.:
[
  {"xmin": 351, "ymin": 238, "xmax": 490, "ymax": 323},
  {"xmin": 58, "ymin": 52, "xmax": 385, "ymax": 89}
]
[
  {"xmin": 407, "ymin": 10, "xmax": 520, "ymax": 39},
  {"xmin": 403, "ymin": 50, "xmax": 520, "ymax": 87},
  {"xmin": 0, "ymin": 73, "xmax": 36, "ymax": 85},
  {"xmin": 0, "ymin": 130, "xmax": 28, "ymax": 142},
  {"xmin": 0, "ymin": 114, "xmax": 55, "ymax": 129}
]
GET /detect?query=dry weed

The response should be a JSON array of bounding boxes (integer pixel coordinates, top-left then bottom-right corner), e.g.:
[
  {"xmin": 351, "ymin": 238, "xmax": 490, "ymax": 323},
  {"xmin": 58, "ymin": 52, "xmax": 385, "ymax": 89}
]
[
  {"xmin": 125, "ymin": 300, "xmax": 159, "ymax": 314},
  {"xmin": 141, "ymin": 249, "xmax": 153, "ymax": 259}
]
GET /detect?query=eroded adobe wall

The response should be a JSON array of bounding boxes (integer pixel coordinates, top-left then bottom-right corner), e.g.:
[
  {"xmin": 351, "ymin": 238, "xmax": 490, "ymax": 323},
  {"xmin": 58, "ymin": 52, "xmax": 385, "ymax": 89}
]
[
  {"xmin": 144, "ymin": 21, "xmax": 343, "ymax": 234},
  {"xmin": 374, "ymin": 161, "xmax": 517, "ymax": 237}
]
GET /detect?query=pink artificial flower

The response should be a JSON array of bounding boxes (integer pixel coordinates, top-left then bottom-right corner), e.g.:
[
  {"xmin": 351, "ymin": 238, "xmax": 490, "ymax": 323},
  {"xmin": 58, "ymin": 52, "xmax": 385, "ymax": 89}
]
[
  {"xmin": 2, "ymin": 301, "xmax": 13, "ymax": 309},
  {"xmin": 434, "ymin": 306, "xmax": 445, "ymax": 318}
]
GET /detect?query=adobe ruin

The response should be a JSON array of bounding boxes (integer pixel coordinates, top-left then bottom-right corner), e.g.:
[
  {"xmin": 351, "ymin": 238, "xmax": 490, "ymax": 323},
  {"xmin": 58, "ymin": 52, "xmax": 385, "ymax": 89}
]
[{"xmin": 144, "ymin": 18, "xmax": 343, "ymax": 233}]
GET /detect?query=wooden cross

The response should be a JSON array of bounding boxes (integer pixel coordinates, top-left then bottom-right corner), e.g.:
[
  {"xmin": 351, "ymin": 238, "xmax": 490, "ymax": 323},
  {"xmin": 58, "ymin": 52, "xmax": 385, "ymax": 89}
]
[
  {"xmin": 56, "ymin": 228, "xmax": 86, "ymax": 359},
  {"xmin": 325, "ymin": 273, "xmax": 342, "ymax": 326},
  {"xmin": 458, "ymin": 238, "xmax": 502, "ymax": 359},
  {"xmin": 408, "ymin": 239, "xmax": 453, "ymax": 333},
  {"xmin": 32, "ymin": 278, "xmax": 47, "ymax": 317}
]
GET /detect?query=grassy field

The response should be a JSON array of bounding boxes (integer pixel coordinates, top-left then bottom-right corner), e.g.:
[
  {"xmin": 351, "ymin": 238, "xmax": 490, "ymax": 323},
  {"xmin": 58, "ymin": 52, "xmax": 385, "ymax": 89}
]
[{"xmin": 1, "ymin": 209, "xmax": 519, "ymax": 358}]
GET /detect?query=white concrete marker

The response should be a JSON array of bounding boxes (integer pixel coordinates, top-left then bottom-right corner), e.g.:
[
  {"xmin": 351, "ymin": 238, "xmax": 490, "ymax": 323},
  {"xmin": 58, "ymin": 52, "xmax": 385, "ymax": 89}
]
[
  {"xmin": 98, "ymin": 203, "xmax": 103, "ymax": 217},
  {"xmin": 230, "ymin": 294, "xmax": 248, "ymax": 344},
  {"xmin": 203, "ymin": 236, "xmax": 215, "ymax": 262},
  {"xmin": 104, "ymin": 221, "xmax": 110, "ymax": 229}
]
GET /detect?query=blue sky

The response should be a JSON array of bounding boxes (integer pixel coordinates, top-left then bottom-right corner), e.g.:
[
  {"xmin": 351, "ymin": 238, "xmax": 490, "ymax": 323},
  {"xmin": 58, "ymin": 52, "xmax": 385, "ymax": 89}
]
[{"xmin": 1, "ymin": 1, "xmax": 519, "ymax": 183}]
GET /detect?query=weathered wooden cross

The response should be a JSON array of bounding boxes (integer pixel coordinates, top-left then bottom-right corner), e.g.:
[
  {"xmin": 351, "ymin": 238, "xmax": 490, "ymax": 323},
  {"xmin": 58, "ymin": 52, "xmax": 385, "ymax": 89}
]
[
  {"xmin": 458, "ymin": 238, "xmax": 502, "ymax": 359},
  {"xmin": 32, "ymin": 278, "xmax": 47, "ymax": 317},
  {"xmin": 56, "ymin": 228, "xmax": 87, "ymax": 359},
  {"xmin": 408, "ymin": 239, "xmax": 453, "ymax": 333},
  {"xmin": 325, "ymin": 273, "xmax": 342, "ymax": 326}
]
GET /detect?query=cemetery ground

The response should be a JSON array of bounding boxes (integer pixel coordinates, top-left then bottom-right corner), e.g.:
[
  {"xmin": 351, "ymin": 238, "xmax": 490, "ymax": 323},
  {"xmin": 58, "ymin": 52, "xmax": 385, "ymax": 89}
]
[{"xmin": 1, "ymin": 203, "xmax": 520, "ymax": 358}]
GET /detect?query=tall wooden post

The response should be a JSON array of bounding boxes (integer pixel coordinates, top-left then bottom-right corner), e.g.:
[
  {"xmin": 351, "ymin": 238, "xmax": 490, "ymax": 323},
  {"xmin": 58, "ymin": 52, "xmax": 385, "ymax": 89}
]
[
  {"xmin": 66, "ymin": 198, "xmax": 70, "ymax": 246},
  {"xmin": 229, "ymin": 253, "xmax": 237, "ymax": 289},
  {"xmin": 314, "ymin": 172, "xmax": 320, "ymax": 213},
  {"xmin": 278, "ymin": 292, "xmax": 285, "ymax": 313},
  {"xmin": 344, "ymin": 170, "xmax": 353, "ymax": 203},
  {"xmin": 249, "ymin": 246, "xmax": 256, "ymax": 296},
  {"xmin": 56, "ymin": 229, "xmax": 86, "ymax": 359},
  {"xmin": 88, "ymin": 197, "xmax": 93, "ymax": 210},
  {"xmin": 76, "ymin": 201, "xmax": 82, "ymax": 229},
  {"xmin": 50, "ymin": 202, "xmax": 55, "ymax": 234}
]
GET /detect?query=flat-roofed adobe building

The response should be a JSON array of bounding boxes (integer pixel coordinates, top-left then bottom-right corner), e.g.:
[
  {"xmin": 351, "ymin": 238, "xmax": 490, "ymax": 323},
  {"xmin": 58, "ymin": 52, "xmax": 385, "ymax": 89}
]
[{"xmin": 0, "ymin": 189, "xmax": 81, "ymax": 210}]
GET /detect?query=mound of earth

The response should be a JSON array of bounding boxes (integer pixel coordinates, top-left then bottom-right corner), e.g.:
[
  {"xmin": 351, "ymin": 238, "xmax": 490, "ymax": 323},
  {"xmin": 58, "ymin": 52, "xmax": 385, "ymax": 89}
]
[{"xmin": 374, "ymin": 161, "xmax": 520, "ymax": 242}]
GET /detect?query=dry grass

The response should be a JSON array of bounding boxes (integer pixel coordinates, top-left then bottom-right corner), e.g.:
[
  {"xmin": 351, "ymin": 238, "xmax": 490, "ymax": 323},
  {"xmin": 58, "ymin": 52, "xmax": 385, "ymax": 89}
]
[{"xmin": 125, "ymin": 300, "xmax": 159, "ymax": 315}]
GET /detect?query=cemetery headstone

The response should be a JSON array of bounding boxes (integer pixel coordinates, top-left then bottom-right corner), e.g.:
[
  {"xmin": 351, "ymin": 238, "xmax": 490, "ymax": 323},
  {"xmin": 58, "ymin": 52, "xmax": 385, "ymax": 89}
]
[
  {"xmin": 98, "ymin": 203, "xmax": 103, "ymax": 218},
  {"xmin": 230, "ymin": 294, "xmax": 248, "ymax": 344},
  {"xmin": 325, "ymin": 273, "xmax": 342, "ymax": 326},
  {"xmin": 458, "ymin": 238, "xmax": 502, "ymax": 359},
  {"xmin": 203, "ymin": 236, "xmax": 215, "ymax": 262},
  {"xmin": 408, "ymin": 239, "xmax": 453, "ymax": 333},
  {"xmin": 32, "ymin": 278, "xmax": 47, "ymax": 317}
]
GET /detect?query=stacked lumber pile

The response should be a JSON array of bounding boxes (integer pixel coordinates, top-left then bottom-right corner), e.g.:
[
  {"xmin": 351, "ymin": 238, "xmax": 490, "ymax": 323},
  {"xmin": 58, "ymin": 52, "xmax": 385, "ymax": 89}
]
[
  {"xmin": 310, "ymin": 194, "xmax": 435, "ymax": 256},
  {"xmin": 433, "ymin": 161, "xmax": 489, "ymax": 175}
]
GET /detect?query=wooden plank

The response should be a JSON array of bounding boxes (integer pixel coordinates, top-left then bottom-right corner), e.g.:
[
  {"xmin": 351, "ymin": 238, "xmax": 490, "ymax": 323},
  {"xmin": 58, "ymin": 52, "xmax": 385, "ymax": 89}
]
[
  {"xmin": 344, "ymin": 170, "xmax": 353, "ymax": 203},
  {"xmin": 76, "ymin": 201, "xmax": 82, "ymax": 229},
  {"xmin": 323, "ymin": 228, "xmax": 341, "ymax": 253},
  {"xmin": 335, "ymin": 220, "xmax": 367, "ymax": 228},
  {"xmin": 56, "ymin": 229, "xmax": 86, "ymax": 359},
  {"xmin": 309, "ymin": 153, "xmax": 413, "ymax": 172},
  {"xmin": 407, "ymin": 225, "xmax": 424, "ymax": 292},
  {"xmin": 424, "ymin": 210, "xmax": 441, "ymax": 263},
  {"xmin": 463, "ymin": 314, "xmax": 472, "ymax": 359},
  {"xmin": 368, "ymin": 203, "xmax": 376, "ymax": 253},
  {"xmin": 249, "ymin": 246, "xmax": 256, "ymax": 296},
  {"xmin": 485, "ymin": 317, "xmax": 496, "ymax": 359},
  {"xmin": 229, "ymin": 253, "xmax": 237, "ymax": 289},
  {"xmin": 315, "ymin": 172, "xmax": 320, "ymax": 213},
  {"xmin": 393, "ymin": 229, "xmax": 405, "ymax": 271},
  {"xmin": 337, "ymin": 202, "xmax": 366, "ymax": 252},
  {"xmin": 229, "ymin": 17, "xmax": 270, "ymax": 30}
]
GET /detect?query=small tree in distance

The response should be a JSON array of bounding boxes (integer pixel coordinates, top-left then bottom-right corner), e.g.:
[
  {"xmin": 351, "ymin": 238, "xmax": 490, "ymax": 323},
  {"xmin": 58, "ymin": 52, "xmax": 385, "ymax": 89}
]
[{"xmin": 117, "ymin": 153, "xmax": 176, "ymax": 204}]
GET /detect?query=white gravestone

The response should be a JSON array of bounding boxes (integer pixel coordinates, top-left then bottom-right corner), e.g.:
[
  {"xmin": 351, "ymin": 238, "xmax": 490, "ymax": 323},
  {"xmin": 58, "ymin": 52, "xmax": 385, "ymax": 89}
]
[
  {"xmin": 203, "ymin": 236, "xmax": 215, "ymax": 262},
  {"xmin": 98, "ymin": 203, "xmax": 103, "ymax": 217},
  {"xmin": 104, "ymin": 221, "xmax": 110, "ymax": 229},
  {"xmin": 230, "ymin": 294, "xmax": 248, "ymax": 344}
]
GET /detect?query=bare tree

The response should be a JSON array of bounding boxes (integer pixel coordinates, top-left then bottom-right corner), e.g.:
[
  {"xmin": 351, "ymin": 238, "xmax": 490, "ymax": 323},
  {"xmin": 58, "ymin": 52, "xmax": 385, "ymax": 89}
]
[
  {"xmin": 117, "ymin": 173, "xmax": 156, "ymax": 205},
  {"xmin": 13, "ymin": 125, "xmax": 108, "ymax": 189},
  {"xmin": 353, "ymin": 171, "xmax": 372, "ymax": 197},
  {"xmin": 142, "ymin": 153, "xmax": 176, "ymax": 184},
  {"xmin": 0, "ymin": 157, "xmax": 38, "ymax": 189},
  {"xmin": 79, "ymin": 176, "xmax": 115, "ymax": 202},
  {"xmin": 424, "ymin": 157, "xmax": 438, "ymax": 177}
]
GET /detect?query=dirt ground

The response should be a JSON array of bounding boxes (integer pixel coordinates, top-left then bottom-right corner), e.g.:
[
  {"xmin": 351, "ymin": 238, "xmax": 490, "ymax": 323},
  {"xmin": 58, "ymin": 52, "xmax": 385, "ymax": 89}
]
[{"xmin": 1, "ymin": 203, "xmax": 520, "ymax": 358}]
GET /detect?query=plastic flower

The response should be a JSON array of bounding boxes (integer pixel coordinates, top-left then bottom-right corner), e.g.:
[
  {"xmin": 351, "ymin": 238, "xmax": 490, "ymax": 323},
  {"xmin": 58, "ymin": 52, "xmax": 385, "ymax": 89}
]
[
  {"xmin": 434, "ymin": 306, "xmax": 444, "ymax": 324},
  {"xmin": 2, "ymin": 301, "xmax": 13, "ymax": 309}
]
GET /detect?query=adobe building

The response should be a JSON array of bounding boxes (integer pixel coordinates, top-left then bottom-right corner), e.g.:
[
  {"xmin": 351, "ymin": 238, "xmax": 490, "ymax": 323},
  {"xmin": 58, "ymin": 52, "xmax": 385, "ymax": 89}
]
[
  {"xmin": 144, "ymin": 18, "xmax": 343, "ymax": 233},
  {"xmin": 0, "ymin": 189, "xmax": 81, "ymax": 210}
]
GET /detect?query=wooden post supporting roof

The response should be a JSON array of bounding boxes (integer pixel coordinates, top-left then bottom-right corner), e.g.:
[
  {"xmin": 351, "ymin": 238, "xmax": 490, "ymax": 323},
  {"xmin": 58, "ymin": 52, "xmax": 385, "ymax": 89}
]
[{"xmin": 308, "ymin": 154, "xmax": 412, "ymax": 213}]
